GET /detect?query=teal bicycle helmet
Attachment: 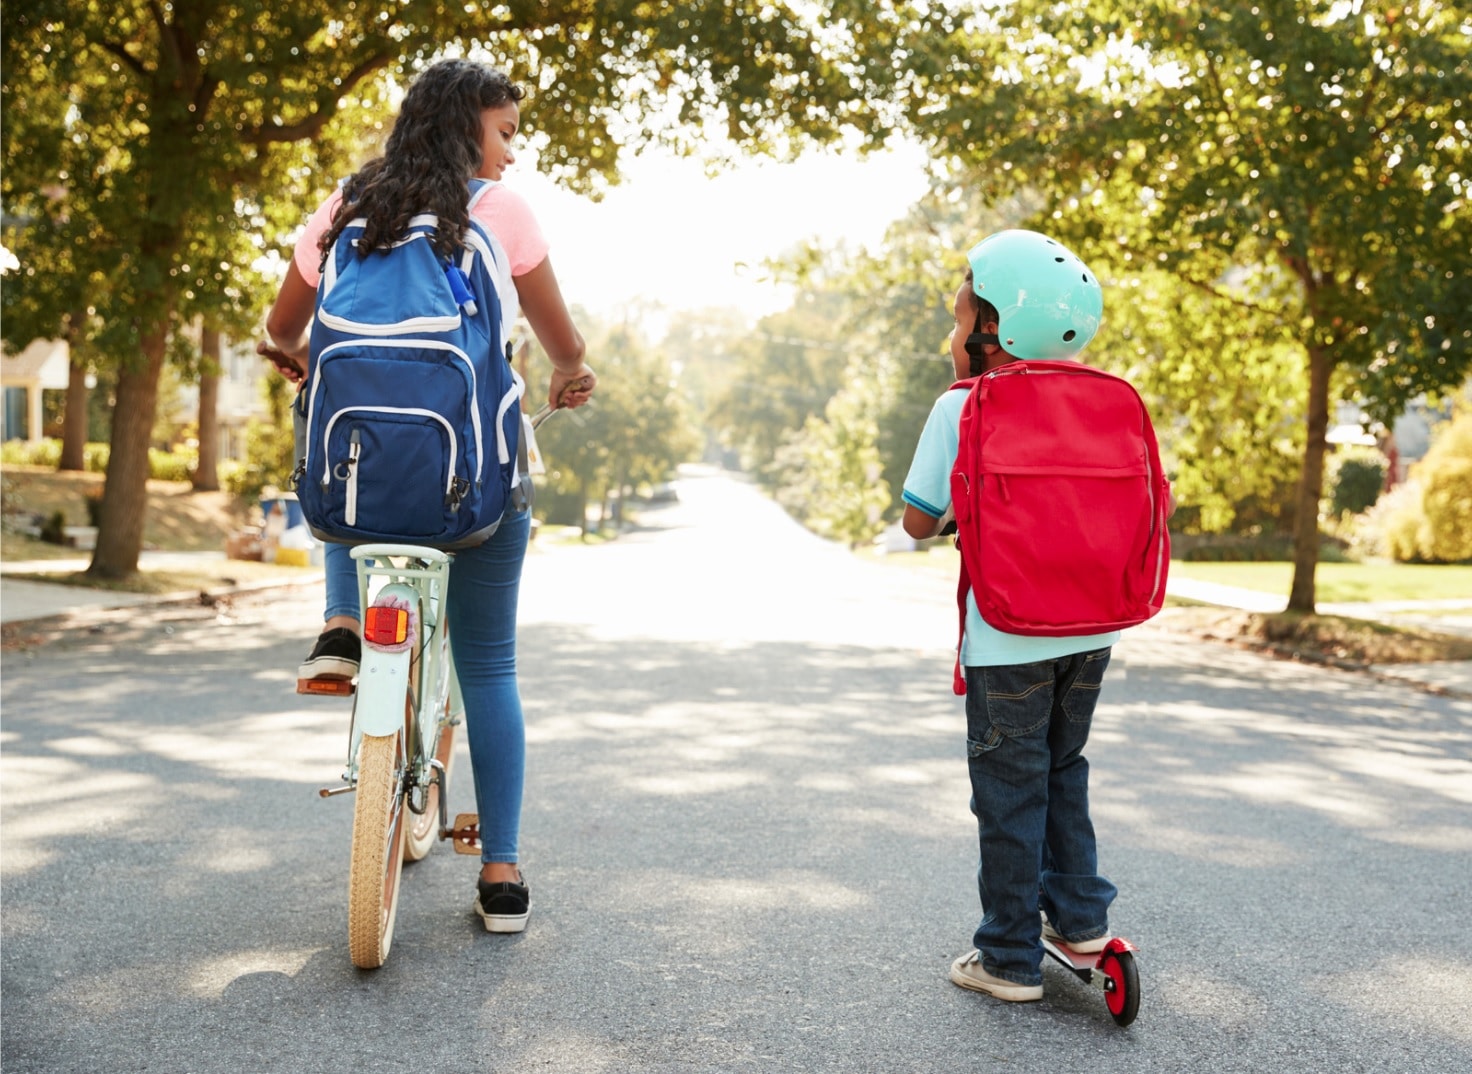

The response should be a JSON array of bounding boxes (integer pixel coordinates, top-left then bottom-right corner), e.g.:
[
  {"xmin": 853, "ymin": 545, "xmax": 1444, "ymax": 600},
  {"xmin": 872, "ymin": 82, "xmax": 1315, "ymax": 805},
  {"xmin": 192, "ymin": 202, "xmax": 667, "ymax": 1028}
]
[{"xmin": 966, "ymin": 230, "xmax": 1103, "ymax": 360}]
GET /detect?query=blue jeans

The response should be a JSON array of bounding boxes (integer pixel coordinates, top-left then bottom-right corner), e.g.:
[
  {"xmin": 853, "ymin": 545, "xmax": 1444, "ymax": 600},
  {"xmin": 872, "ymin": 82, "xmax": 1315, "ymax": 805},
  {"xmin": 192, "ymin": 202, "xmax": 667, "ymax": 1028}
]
[
  {"xmin": 323, "ymin": 508, "xmax": 532, "ymax": 865},
  {"xmin": 964, "ymin": 649, "xmax": 1117, "ymax": 987}
]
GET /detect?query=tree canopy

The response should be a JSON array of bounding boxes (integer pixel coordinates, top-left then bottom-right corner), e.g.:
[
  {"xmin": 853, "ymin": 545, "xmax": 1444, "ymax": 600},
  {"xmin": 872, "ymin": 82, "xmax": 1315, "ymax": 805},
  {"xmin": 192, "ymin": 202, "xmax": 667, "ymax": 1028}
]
[
  {"xmin": 905, "ymin": 0, "xmax": 1472, "ymax": 609},
  {"xmin": 1, "ymin": 0, "xmax": 960, "ymax": 576}
]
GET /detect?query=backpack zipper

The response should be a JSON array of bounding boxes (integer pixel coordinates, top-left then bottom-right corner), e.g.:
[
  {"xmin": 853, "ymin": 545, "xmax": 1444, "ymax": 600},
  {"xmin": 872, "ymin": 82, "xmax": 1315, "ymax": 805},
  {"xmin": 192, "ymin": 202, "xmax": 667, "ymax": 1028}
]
[
  {"xmin": 345, "ymin": 429, "xmax": 361, "ymax": 526},
  {"xmin": 313, "ymin": 339, "xmax": 483, "ymax": 481},
  {"xmin": 320, "ymin": 407, "xmax": 459, "ymax": 503},
  {"xmin": 316, "ymin": 306, "xmax": 463, "ymax": 336}
]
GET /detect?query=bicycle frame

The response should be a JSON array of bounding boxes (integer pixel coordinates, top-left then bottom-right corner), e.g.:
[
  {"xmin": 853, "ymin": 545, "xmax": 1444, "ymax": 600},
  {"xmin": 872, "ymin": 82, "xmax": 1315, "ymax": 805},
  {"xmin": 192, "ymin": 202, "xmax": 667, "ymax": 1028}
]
[
  {"xmin": 323, "ymin": 393, "xmax": 583, "ymax": 793},
  {"xmin": 343, "ymin": 545, "xmax": 462, "ymax": 819},
  {"xmin": 323, "ymin": 387, "xmax": 588, "ymax": 966}
]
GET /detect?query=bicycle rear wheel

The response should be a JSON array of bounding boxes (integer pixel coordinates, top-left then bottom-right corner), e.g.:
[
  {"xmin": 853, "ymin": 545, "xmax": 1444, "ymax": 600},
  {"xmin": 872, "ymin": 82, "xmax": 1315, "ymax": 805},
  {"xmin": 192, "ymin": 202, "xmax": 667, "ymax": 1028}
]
[
  {"xmin": 403, "ymin": 714, "xmax": 454, "ymax": 863},
  {"xmin": 347, "ymin": 729, "xmax": 407, "ymax": 969}
]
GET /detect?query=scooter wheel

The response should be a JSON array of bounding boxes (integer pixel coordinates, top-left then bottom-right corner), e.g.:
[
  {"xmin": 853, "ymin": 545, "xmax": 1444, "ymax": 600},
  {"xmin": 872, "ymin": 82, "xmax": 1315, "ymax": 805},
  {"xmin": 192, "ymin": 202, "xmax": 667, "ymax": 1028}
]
[{"xmin": 1102, "ymin": 949, "xmax": 1140, "ymax": 1027}]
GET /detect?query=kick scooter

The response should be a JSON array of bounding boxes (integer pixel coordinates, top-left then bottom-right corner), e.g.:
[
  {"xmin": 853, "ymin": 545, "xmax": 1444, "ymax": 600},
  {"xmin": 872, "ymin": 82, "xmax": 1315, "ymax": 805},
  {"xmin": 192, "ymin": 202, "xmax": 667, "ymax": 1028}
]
[{"xmin": 1041, "ymin": 927, "xmax": 1140, "ymax": 1027}]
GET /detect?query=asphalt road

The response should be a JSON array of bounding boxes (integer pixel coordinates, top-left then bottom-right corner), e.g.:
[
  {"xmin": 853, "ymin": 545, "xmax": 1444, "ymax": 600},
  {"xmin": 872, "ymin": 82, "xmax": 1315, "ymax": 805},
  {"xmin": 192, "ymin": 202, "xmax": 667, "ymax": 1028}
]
[{"xmin": 3, "ymin": 466, "xmax": 1469, "ymax": 1073}]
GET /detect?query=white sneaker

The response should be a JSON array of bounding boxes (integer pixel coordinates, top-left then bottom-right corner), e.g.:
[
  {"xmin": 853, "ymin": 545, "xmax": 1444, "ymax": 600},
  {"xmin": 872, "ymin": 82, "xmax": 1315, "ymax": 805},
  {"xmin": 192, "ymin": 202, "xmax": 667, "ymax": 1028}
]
[
  {"xmin": 949, "ymin": 950, "xmax": 1043, "ymax": 1002},
  {"xmin": 1041, "ymin": 913, "xmax": 1110, "ymax": 954}
]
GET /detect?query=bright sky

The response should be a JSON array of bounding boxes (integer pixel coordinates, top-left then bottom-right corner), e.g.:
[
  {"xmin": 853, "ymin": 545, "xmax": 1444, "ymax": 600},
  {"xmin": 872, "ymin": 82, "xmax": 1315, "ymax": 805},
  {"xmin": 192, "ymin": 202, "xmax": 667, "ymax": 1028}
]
[{"xmin": 508, "ymin": 139, "xmax": 932, "ymax": 325}]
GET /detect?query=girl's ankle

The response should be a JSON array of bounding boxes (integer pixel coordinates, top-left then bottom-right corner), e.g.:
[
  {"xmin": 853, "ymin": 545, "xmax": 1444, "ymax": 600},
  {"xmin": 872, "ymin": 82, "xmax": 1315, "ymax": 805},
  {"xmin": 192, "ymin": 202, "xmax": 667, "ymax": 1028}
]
[{"xmin": 480, "ymin": 863, "xmax": 521, "ymax": 885}]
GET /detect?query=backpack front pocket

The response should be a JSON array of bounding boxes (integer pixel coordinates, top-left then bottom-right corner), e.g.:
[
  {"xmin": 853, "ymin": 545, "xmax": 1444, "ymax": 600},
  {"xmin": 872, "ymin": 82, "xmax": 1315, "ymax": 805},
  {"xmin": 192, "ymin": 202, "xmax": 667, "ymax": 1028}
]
[{"xmin": 319, "ymin": 408, "xmax": 458, "ymax": 538}]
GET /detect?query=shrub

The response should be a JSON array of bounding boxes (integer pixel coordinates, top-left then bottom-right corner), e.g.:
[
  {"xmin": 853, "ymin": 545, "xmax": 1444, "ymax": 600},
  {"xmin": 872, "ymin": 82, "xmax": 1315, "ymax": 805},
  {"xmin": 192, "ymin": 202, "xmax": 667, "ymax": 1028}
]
[
  {"xmin": 39, "ymin": 509, "xmax": 66, "ymax": 544},
  {"xmin": 147, "ymin": 447, "xmax": 196, "ymax": 483},
  {"xmin": 1358, "ymin": 408, "xmax": 1472, "ymax": 563},
  {"xmin": 217, "ymin": 459, "xmax": 252, "ymax": 498},
  {"xmin": 1348, "ymin": 479, "xmax": 1419, "ymax": 562},
  {"xmin": 227, "ymin": 415, "xmax": 296, "ymax": 505},
  {"xmin": 1329, "ymin": 453, "xmax": 1385, "ymax": 515},
  {"xmin": 1172, "ymin": 532, "xmax": 1352, "ymax": 562},
  {"xmin": 0, "ymin": 438, "xmax": 208, "ymax": 484},
  {"xmin": 1, "ymin": 439, "xmax": 62, "ymax": 467},
  {"xmin": 84, "ymin": 487, "xmax": 104, "ymax": 527},
  {"xmin": 1414, "ymin": 410, "xmax": 1472, "ymax": 562}
]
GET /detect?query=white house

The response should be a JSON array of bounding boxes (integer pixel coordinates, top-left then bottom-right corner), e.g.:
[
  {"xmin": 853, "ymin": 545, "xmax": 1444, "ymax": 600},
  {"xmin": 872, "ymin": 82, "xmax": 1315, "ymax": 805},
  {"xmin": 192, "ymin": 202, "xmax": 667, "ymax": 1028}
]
[{"xmin": 1, "ymin": 337, "xmax": 70, "ymax": 443}]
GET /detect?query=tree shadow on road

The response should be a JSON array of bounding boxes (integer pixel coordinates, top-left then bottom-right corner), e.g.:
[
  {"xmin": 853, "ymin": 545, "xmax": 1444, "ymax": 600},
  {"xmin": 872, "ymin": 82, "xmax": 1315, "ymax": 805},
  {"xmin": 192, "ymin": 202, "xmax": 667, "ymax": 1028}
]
[{"xmin": 2, "ymin": 613, "xmax": 1470, "ymax": 1072}]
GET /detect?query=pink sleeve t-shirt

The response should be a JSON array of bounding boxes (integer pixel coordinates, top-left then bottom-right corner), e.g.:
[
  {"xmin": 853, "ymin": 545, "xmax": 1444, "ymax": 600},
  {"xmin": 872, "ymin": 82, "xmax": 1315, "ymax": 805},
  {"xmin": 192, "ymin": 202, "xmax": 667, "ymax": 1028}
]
[{"xmin": 292, "ymin": 182, "xmax": 550, "ymax": 323}]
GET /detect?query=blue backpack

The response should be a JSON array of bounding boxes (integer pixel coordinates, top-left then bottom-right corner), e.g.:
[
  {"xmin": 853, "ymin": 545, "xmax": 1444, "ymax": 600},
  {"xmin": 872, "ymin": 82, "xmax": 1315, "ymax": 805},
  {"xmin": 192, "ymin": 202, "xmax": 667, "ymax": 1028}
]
[{"xmin": 296, "ymin": 180, "xmax": 525, "ymax": 549}]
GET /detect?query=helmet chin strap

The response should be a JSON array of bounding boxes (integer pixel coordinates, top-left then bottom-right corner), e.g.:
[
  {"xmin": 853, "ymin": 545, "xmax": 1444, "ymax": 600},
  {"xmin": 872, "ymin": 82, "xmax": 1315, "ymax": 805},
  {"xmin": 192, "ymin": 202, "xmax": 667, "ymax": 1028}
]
[{"xmin": 964, "ymin": 307, "xmax": 999, "ymax": 377}]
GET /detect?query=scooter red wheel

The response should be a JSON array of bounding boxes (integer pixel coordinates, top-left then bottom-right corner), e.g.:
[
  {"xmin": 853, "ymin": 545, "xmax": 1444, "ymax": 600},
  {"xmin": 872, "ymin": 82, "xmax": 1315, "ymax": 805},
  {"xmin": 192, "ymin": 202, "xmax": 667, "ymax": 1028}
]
[{"xmin": 1101, "ymin": 949, "xmax": 1139, "ymax": 1027}]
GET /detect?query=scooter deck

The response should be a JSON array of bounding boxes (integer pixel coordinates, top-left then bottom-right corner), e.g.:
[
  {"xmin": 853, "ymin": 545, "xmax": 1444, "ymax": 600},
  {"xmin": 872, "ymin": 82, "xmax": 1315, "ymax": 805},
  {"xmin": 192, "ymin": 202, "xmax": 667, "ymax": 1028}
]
[
  {"xmin": 1041, "ymin": 936, "xmax": 1137, "ymax": 981},
  {"xmin": 1041, "ymin": 937, "xmax": 1102, "ymax": 982}
]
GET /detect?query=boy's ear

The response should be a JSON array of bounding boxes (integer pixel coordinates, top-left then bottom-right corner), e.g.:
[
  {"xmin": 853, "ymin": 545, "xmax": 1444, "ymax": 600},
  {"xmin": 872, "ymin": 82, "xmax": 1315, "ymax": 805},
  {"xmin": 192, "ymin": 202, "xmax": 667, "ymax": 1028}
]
[{"xmin": 965, "ymin": 323, "xmax": 1000, "ymax": 357}]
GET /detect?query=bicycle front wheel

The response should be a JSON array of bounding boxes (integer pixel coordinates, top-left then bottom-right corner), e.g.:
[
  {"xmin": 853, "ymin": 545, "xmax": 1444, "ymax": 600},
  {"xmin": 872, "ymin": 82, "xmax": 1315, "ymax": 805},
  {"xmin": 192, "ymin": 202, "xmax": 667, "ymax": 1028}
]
[{"xmin": 347, "ymin": 730, "xmax": 407, "ymax": 969}]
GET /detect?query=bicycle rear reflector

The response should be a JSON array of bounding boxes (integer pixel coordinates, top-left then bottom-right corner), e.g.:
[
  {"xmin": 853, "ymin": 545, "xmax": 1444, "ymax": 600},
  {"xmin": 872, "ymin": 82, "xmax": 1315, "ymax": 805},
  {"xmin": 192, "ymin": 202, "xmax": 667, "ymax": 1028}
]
[{"xmin": 364, "ymin": 605, "xmax": 410, "ymax": 646}]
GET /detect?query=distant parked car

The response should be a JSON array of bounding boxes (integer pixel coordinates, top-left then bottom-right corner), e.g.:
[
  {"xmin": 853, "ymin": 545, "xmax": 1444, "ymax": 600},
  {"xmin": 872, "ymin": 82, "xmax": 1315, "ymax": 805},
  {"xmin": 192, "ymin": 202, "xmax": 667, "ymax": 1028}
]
[{"xmin": 647, "ymin": 482, "xmax": 679, "ymax": 503}]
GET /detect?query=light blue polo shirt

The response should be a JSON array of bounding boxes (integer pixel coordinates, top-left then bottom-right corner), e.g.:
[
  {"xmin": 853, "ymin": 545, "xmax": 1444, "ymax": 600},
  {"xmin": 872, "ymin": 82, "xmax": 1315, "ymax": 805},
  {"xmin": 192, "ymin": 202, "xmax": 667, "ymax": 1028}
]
[{"xmin": 902, "ymin": 387, "xmax": 1120, "ymax": 667}]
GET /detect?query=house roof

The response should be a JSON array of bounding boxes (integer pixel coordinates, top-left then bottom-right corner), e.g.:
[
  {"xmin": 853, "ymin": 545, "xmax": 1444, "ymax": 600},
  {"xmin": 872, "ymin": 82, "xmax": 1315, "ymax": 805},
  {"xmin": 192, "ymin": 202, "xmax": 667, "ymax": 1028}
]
[{"xmin": 2, "ymin": 338, "xmax": 71, "ymax": 388}]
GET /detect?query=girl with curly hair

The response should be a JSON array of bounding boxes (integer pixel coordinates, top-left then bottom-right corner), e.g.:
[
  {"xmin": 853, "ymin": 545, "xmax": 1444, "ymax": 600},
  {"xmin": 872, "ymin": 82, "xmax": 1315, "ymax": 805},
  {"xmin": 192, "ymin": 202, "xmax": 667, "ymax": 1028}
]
[{"xmin": 260, "ymin": 57, "xmax": 595, "ymax": 933}]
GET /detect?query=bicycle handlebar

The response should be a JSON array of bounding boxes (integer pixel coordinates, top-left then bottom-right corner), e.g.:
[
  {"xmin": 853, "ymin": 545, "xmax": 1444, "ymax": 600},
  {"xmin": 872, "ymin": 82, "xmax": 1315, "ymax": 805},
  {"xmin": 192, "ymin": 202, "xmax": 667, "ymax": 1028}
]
[{"xmin": 528, "ymin": 375, "xmax": 594, "ymax": 430}]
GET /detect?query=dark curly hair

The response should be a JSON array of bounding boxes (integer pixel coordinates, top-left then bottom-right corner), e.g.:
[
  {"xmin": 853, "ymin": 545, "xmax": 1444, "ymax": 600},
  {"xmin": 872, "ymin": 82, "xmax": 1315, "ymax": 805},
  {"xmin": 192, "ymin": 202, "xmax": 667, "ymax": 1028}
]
[{"xmin": 320, "ymin": 59, "xmax": 525, "ymax": 264}]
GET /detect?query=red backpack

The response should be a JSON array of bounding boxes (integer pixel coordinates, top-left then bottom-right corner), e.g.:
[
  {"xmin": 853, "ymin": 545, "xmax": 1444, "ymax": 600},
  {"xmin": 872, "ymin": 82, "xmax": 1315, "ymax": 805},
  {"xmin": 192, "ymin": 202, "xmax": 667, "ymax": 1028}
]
[{"xmin": 947, "ymin": 359, "xmax": 1171, "ymax": 694}]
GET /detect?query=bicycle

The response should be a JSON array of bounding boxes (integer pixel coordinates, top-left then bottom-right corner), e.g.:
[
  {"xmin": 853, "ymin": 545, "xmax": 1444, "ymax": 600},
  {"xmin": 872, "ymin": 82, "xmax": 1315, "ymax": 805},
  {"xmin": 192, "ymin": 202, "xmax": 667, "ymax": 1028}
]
[{"xmin": 311, "ymin": 390, "xmax": 582, "ymax": 969}]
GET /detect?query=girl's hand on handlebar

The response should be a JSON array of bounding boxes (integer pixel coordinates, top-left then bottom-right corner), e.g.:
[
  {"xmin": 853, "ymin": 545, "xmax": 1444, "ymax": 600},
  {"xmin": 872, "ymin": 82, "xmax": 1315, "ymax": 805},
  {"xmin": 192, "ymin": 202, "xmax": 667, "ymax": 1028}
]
[
  {"xmin": 257, "ymin": 340, "xmax": 307, "ymax": 386},
  {"xmin": 549, "ymin": 366, "xmax": 596, "ymax": 410}
]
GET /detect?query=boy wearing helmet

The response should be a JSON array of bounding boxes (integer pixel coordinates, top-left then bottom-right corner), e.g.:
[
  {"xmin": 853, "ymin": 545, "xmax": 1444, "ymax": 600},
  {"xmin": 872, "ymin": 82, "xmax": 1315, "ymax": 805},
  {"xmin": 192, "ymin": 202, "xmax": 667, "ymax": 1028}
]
[{"xmin": 901, "ymin": 230, "xmax": 1124, "ymax": 1003}]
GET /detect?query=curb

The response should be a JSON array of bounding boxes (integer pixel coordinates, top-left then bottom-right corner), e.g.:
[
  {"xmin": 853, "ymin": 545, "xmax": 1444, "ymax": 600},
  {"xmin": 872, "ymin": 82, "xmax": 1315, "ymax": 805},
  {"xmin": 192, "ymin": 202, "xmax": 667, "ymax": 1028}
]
[
  {"xmin": 1, "ymin": 573, "xmax": 325, "ymax": 650},
  {"xmin": 1146, "ymin": 620, "xmax": 1472, "ymax": 701}
]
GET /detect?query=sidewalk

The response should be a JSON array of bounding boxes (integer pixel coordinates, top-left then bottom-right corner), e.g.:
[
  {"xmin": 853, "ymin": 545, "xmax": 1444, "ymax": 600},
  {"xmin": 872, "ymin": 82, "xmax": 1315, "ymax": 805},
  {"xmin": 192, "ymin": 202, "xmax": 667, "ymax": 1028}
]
[
  {"xmin": 1166, "ymin": 575, "xmax": 1472, "ymax": 696},
  {"xmin": 3, "ymin": 556, "xmax": 1467, "ymax": 696},
  {"xmin": 0, "ymin": 551, "xmax": 322, "ymax": 627}
]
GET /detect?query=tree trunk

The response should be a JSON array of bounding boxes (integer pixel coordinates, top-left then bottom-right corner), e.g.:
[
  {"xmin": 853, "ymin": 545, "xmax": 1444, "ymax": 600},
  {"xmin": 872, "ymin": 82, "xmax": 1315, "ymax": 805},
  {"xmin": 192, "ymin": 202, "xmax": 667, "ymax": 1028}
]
[
  {"xmin": 59, "ymin": 305, "xmax": 90, "ymax": 471},
  {"xmin": 60, "ymin": 358, "xmax": 90, "ymax": 472},
  {"xmin": 192, "ymin": 326, "xmax": 221, "ymax": 492},
  {"xmin": 1287, "ymin": 343, "xmax": 1334, "ymax": 613},
  {"xmin": 87, "ymin": 325, "xmax": 168, "ymax": 579}
]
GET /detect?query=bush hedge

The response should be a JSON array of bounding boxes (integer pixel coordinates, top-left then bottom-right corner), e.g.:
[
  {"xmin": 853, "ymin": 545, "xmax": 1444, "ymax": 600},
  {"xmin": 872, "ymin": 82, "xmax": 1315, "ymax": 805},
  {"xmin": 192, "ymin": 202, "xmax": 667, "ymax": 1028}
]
[{"xmin": 1, "ymin": 438, "xmax": 198, "ymax": 482}]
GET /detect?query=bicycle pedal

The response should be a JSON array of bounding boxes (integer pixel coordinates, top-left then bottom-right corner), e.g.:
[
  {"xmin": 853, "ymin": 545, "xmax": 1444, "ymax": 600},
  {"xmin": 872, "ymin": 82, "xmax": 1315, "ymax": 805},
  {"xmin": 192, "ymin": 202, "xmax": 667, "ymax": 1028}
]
[
  {"xmin": 297, "ymin": 677, "xmax": 355, "ymax": 697},
  {"xmin": 449, "ymin": 813, "xmax": 481, "ymax": 855}
]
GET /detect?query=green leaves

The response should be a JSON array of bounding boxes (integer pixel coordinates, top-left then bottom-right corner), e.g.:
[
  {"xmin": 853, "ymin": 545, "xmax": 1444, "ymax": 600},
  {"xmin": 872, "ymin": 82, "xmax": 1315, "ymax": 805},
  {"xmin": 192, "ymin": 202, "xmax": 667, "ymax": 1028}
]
[
  {"xmin": 1, "ymin": 0, "xmax": 959, "ymax": 572},
  {"xmin": 898, "ymin": 0, "xmax": 1471, "ymax": 605},
  {"xmin": 528, "ymin": 314, "xmax": 699, "ymax": 521}
]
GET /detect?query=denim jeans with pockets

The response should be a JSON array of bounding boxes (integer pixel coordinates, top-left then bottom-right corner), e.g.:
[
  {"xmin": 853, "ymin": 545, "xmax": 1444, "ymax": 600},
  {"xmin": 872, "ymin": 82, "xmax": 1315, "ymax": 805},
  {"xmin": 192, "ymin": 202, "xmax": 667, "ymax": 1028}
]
[{"xmin": 964, "ymin": 648, "xmax": 1117, "ymax": 986}]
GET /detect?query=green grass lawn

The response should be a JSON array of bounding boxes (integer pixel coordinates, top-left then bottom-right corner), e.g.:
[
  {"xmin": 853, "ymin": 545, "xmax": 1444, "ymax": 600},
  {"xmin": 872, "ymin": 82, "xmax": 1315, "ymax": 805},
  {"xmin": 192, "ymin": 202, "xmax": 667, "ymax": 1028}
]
[
  {"xmin": 881, "ymin": 549, "xmax": 1472, "ymax": 604},
  {"xmin": 1170, "ymin": 561, "xmax": 1472, "ymax": 603}
]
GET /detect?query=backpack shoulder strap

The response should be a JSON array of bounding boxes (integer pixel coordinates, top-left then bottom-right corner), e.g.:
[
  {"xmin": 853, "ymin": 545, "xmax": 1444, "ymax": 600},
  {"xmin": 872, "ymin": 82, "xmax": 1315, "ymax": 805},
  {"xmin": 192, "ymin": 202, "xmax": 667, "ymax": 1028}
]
[
  {"xmin": 948, "ymin": 377, "xmax": 983, "ymax": 695},
  {"xmin": 467, "ymin": 178, "xmax": 497, "ymax": 214}
]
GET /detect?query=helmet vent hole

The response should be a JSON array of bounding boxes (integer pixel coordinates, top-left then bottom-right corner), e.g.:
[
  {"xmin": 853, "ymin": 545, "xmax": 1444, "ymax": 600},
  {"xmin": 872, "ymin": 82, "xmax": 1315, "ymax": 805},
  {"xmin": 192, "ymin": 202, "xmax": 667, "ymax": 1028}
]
[
  {"xmin": 1063, "ymin": 330, "xmax": 1077, "ymax": 342},
  {"xmin": 1054, "ymin": 256, "xmax": 1065, "ymax": 262}
]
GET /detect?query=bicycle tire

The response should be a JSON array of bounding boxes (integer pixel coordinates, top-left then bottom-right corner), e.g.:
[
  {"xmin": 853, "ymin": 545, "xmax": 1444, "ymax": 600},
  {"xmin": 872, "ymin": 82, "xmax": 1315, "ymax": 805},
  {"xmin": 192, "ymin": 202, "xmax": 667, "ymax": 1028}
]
[
  {"xmin": 347, "ymin": 730, "xmax": 407, "ymax": 969},
  {"xmin": 403, "ymin": 714, "xmax": 454, "ymax": 863}
]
